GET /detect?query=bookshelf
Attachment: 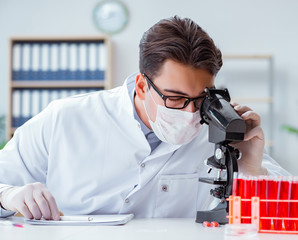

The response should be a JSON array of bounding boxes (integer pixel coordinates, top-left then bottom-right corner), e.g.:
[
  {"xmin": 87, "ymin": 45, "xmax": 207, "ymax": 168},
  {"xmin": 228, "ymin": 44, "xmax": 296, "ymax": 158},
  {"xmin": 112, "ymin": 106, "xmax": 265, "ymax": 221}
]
[
  {"xmin": 216, "ymin": 54, "xmax": 274, "ymax": 154},
  {"xmin": 8, "ymin": 36, "xmax": 112, "ymax": 138}
]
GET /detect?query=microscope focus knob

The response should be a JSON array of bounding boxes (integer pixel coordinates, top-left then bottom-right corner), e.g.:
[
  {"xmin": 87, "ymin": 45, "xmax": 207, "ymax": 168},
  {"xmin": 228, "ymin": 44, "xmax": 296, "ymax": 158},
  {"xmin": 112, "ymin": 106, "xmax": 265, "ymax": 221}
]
[{"xmin": 215, "ymin": 148, "xmax": 223, "ymax": 160}]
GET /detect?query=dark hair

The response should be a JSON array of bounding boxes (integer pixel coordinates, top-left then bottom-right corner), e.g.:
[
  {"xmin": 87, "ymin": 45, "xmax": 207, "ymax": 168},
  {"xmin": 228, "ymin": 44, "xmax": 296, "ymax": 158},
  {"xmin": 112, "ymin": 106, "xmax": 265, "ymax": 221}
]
[{"xmin": 139, "ymin": 16, "xmax": 222, "ymax": 80}]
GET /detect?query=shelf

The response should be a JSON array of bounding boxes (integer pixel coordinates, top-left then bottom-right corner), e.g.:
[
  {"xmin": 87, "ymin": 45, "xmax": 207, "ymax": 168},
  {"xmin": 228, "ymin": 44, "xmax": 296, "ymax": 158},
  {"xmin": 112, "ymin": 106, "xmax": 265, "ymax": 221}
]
[
  {"xmin": 7, "ymin": 36, "xmax": 112, "ymax": 139},
  {"xmin": 11, "ymin": 81, "xmax": 106, "ymax": 89},
  {"xmin": 219, "ymin": 54, "xmax": 274, "ymax": 155},
  {"xmin": 10, "ymin": 35, "xmax": 110, "ymax": 43}
]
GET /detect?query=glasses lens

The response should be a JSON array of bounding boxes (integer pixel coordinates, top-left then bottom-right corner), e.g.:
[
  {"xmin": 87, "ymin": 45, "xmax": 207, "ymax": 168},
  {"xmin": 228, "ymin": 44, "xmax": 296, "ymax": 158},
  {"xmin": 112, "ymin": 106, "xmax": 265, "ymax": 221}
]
[
  {"xmin": 194, "ymin": 97, "xmax": 204, "ymax": 109},
  {"xmin": 165, "ymin": 97, "xmax": 188, "ymax": 109}
]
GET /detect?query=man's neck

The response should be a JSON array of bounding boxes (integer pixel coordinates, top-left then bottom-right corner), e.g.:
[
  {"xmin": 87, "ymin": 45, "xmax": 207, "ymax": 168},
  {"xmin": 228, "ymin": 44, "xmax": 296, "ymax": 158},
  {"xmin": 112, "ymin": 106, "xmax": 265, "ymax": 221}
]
[{"xmin": 134, "ymin": 93, "xmax": 152, "ymax": 130}]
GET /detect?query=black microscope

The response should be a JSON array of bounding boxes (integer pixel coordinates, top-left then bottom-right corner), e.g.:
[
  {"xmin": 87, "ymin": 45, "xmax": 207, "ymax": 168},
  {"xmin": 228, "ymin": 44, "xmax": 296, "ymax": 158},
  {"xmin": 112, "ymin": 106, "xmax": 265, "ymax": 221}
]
[{"xmin": 196, "ymin": 88, "xmax": 246, "ymax": 224}]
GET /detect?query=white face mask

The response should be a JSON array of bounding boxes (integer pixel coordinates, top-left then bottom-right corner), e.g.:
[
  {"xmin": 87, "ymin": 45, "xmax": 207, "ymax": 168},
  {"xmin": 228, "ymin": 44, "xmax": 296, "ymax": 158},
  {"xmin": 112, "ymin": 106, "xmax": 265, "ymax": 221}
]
[{"xmin": 143, "ymin": 85, "xmax": 202, "ymax": 146}]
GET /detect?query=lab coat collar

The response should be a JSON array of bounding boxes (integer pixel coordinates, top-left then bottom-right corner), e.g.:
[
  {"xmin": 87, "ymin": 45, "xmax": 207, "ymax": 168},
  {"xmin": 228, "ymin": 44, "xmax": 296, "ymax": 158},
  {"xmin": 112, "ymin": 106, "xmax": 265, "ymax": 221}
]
[{"xmin": 121, "ymin": 72, "xmax": 138, "ymax": 118}]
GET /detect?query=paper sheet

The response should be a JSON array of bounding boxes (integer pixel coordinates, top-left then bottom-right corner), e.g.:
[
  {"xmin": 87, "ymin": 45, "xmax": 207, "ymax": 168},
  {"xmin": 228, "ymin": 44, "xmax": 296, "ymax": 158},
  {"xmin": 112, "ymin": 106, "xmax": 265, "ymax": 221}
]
[{"xmin": 25, "ymin": 214, "xmax": 134, "ymax": 226}]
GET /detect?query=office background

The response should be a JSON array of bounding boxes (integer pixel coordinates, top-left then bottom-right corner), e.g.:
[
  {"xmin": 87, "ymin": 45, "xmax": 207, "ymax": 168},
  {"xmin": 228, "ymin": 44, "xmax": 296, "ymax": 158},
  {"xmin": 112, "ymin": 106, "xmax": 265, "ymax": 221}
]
[{"xmin": 0, "ymin": 0, "xmax": 298, "ymax": 174}]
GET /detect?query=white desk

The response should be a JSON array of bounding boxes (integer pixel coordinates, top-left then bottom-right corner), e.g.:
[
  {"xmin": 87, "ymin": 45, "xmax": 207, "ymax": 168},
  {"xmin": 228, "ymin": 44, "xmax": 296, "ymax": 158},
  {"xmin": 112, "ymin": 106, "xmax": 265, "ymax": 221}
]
[{"xmin": 1, "ymin": 217, "xmax": 298, "ymax": 240}]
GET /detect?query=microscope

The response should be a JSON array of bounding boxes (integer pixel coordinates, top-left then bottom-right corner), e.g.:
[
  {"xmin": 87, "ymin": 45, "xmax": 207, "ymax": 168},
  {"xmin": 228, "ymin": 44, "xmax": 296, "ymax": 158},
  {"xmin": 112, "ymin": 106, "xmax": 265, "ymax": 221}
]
[{"xmin": 196, "ymin": 88, "xmax": 246, "ymax": 224}]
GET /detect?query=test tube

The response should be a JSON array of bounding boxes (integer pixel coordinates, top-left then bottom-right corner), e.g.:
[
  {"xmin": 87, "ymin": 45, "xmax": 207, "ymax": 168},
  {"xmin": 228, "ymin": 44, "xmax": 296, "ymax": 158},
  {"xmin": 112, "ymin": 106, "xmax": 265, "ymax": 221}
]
[
  {"xmin": 284, "ymin": 176, "xmax": 294, "ymax": 231},
  {"xmin": 261, "ymin": 176, "xmax": 271, "ymax": 230},
  {"xmin": 250, "ymin": 176, "xmax": 259, "ymax": 197},
  {"xmin": 236, "ymin": 175, "xmax": 246, "ymax": 223},
  {"xmin": 273, "ymin": 176, "xmax": 283, "ymax": 230},
  {"xmin": 232, "ymin": 172, "xmax": 238, "ymax": 196},
  {"xmin": 251, "ymin": 176, "xmax": 262, "ymax": 229},
  {"xmin": 291, "ymin": 176, "xmax": 298, "ymax": 231},
  {"xmin": 242, "ymin": 176, "xmax": 252, "ymax": 223},
  {"xmin": 234, "ymin": 174, "xmax": 245, "ymax": 222}
]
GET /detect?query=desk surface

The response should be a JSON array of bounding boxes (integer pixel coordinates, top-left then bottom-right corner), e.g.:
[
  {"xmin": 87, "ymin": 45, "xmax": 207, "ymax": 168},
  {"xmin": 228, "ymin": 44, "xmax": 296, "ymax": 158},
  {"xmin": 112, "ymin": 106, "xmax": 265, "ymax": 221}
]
[{"xmin": 1, "ymin": 217, "xmax": 298, "ymax": 240}]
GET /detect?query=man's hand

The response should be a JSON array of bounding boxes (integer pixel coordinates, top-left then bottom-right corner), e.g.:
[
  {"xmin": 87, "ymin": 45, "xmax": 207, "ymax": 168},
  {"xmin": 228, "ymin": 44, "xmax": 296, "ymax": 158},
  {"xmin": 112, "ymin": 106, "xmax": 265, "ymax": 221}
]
[
  {"xmin": 1, "ymin": 182, "xmax": 60, "ymax": 220},
  {"xmin": 230, "ymin": 102, "xmax": 268, "ymax": 176}
]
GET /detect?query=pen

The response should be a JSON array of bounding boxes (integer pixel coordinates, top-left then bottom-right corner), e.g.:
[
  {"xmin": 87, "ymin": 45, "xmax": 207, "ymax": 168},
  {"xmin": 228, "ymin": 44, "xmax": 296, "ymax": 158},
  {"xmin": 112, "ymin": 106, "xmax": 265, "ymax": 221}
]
[
  {"xmin": 60, "ymin": 216, "xmax": 93, "ymax": 221},
  {"xmin": 0, "ymin": 220, "xmax": 24, "ymax": 228}
]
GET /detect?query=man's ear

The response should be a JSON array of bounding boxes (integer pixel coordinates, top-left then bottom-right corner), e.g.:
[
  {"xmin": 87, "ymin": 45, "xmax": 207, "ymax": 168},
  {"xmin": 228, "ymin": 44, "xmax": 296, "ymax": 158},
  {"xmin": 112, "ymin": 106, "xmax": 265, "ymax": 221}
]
[{"xmin": 135, "ymin": 73, "xmax": 147, "ymax": 100}]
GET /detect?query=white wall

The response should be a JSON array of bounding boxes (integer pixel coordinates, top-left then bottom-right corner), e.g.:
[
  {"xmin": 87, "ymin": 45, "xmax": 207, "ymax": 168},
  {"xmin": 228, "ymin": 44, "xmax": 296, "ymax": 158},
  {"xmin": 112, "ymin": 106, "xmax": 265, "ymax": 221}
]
[{"xmin": 1, "ymin": 0, "xmax": 298, "ymax": 174}]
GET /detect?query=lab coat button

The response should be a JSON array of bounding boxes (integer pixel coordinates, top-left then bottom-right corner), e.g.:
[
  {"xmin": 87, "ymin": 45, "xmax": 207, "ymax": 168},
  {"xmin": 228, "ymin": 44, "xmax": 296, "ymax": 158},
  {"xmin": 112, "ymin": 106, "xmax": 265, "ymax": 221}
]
[
  {"xmin": 161, "ymin": 185, "xmax": 168, "ymax": 192},
  {"xmin": 141, "ymin": 163, "xmax": 145, "ymax": 168},
  {"xmin": 125, "ymin": 198, "xmax": 129, "ymax": 203}
]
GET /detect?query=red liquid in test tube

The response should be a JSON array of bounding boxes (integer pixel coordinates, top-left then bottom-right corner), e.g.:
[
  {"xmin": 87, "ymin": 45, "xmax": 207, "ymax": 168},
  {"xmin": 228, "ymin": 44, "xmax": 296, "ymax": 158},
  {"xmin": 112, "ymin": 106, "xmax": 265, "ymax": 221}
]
[
  {"xmin": 251, "ymin": 176, "xmax": 260, "ymax": 197},
  {"xmin": 291, "ymin": 176, "xmax": 298, "ymax": 231},
  {"xmin": 260, "ymin": 176, "xmax": 271, "ymax": 230},
  {"xmin": 236, "ymin": 176, "xmax": 244, "ymax": 222},
  {"xmin": 242, "ymin": 177, "xmax": 252, "ymax": 223},
  {"xmin": 232, "ymin": 173, "xmax": 238, "ymax": 196},
  {"xmin": 250, "ymin": 177, "xmax": 260, "ymax": 215},
  {"xmin": 237, "ymin": 176, "xmax": 244, "ymax": 197},
  {"xmin": 284, "ymin": 177, "xmax": 294, "ymax": 231},
  {"xmin": 273, "ymin": 176, "xmax": 283, "ymax": 230}
]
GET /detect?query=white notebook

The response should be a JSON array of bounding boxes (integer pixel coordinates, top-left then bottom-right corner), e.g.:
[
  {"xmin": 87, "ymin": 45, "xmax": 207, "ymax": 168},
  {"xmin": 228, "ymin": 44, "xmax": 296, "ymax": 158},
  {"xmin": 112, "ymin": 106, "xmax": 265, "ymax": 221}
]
[{"xmin": 25, "ymin": 214, "xmax": 134, "ymax": 226}]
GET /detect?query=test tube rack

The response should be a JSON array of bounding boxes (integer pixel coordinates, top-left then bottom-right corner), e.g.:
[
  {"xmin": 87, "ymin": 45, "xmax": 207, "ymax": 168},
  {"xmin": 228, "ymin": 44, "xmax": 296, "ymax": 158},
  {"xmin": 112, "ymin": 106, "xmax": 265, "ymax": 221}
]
[{"xmin": 227, "ymin": 195, "xmax": 298, "ymax": 234}]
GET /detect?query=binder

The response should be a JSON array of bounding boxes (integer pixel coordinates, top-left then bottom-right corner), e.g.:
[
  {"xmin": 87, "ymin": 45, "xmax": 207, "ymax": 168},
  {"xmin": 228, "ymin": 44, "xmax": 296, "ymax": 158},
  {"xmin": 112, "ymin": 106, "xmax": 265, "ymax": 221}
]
[
  {"xmin": 12, "ymin": 44, "xmax": 21, "ymax": 80},
  {"xmin": 38, "ymin": 43, "xmax": 43, "ymax": 80},
  {"xmin": 69, "ymin": 89, "xmax": 77, "ymax": 97},
  {"xmin": 60, "ymin": 43, "xmax": 68, "ymax": 80},
  {"xmin": 88, "ymin": 43, "xmax": 97, "ymax": 80},
  {"xmin": 31, "ymin": 90, "xmax": 40, "ymax": 117},
  {"xmin": 31, "ymin": 43, "xmax": 40, "ymax": 80},
  {"xmin": 60, "ymin": 89, "xmax": 69, "ymax": 99},
  {"xmin": 51, "ymin": 90, "xmax": 60, "ymax": 102},
  {"xmin": 76, "ymin": 43, "xmax": 80, "ymax": 80},
  {"xmin": 86, "ymin": 43, "xmax": 90, "ymax": 80},
  {"xmin": 41, "ymin": 90, "xmax": 50, "ymax": 111},
  {"xmin": 38, "ymin": 89, "xmax": 43, "ymax": 113},
  {"xmin": 79, "ymin": 43, "xmax": 87, "ymax": 79},
  {"xmin": 29, "ymin": 89, "xmax": 33, "ymax": 119},
  {"xmin": 12, "ymin": 90, "xmax": 21, "ymax": 127},
  {"xmin": 21, "ymin": 90, "xmax": 31, "ymax": 125},
  {"xmin": 95, "ymin": 43, "xmax": 100, "ymax": 79},
  {"xmin": 41, "ymin": 44, "xmax": 49, "ymax": 80},
  {"xmin": 50, "ymin": 43, "xmax": 59, "ymax": 80},
  {"xmin": 22, "ymin": 44, "xmax": 31, "ymax": 80},
  {"xmin": 98, "ymin": 43, "xmax": 106, "ymax": 80},
  {"xmin": 69, "ymin": 43, "xmax": 77, "ymax": 80}
]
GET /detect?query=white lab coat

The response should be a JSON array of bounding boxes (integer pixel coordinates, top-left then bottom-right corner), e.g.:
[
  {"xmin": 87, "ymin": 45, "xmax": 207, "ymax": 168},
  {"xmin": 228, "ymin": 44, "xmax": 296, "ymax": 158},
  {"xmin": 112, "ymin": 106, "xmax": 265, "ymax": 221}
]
[{"xmin": 0, "ymin": 73, "xmax": 289, "ymax": 218}]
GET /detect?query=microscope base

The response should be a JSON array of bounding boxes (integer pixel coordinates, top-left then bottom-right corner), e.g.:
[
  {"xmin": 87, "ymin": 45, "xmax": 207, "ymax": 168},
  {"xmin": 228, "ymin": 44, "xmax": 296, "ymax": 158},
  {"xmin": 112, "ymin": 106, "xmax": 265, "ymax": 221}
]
[{"xmin": 195, "ymin": 202, "xmax": 228, "ymax": 224}]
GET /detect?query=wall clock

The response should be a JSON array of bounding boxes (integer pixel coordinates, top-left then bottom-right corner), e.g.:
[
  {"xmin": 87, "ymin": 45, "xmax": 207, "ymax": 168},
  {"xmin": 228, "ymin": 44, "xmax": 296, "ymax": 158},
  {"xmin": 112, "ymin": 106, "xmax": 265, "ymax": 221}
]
[{"xmin": 93, "ymin": 0, "xmax": 129, "ymax": 35}]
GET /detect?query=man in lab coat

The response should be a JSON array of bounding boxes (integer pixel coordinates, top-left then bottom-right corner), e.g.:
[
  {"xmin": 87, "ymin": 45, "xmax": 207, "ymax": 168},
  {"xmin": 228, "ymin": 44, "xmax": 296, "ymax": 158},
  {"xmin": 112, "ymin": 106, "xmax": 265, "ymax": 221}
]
[{"xmin": 0, "ymin": 16, "xmax": 289, "ymax": 220}]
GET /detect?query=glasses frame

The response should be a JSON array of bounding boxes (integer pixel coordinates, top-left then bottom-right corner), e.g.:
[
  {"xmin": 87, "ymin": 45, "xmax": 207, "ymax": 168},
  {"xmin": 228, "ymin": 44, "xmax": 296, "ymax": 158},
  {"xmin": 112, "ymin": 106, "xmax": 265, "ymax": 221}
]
[{"xmin": 143, "ymin": 73, "xmax": 205, "ymax": 110}]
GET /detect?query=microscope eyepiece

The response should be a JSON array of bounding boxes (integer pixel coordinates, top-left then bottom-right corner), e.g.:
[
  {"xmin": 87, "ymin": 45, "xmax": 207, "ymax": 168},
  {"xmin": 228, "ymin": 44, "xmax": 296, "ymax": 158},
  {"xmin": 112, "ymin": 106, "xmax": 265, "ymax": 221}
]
[{"xmin": 199, "ymin": 88, "xmax": 246, "ymax": 144}]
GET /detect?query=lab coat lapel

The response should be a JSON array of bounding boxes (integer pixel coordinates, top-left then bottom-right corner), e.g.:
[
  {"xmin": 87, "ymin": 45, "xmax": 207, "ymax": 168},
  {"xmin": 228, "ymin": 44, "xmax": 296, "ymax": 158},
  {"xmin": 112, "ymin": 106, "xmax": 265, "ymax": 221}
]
[
  {"xmin": 137, "ymin": 142, "xmax": 181, "ymax": 189},
  {"xmin": 145, "ymin": 142, "xmax": 181, "ymax": 162}
]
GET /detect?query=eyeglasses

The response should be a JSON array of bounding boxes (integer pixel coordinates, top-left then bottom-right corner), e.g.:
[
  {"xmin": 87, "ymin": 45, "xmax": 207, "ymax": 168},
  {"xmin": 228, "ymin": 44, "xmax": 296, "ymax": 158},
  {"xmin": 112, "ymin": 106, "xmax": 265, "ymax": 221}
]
[{"xmin": 143, "ymin": 73, "xmax": 206, "ymax": 110}]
